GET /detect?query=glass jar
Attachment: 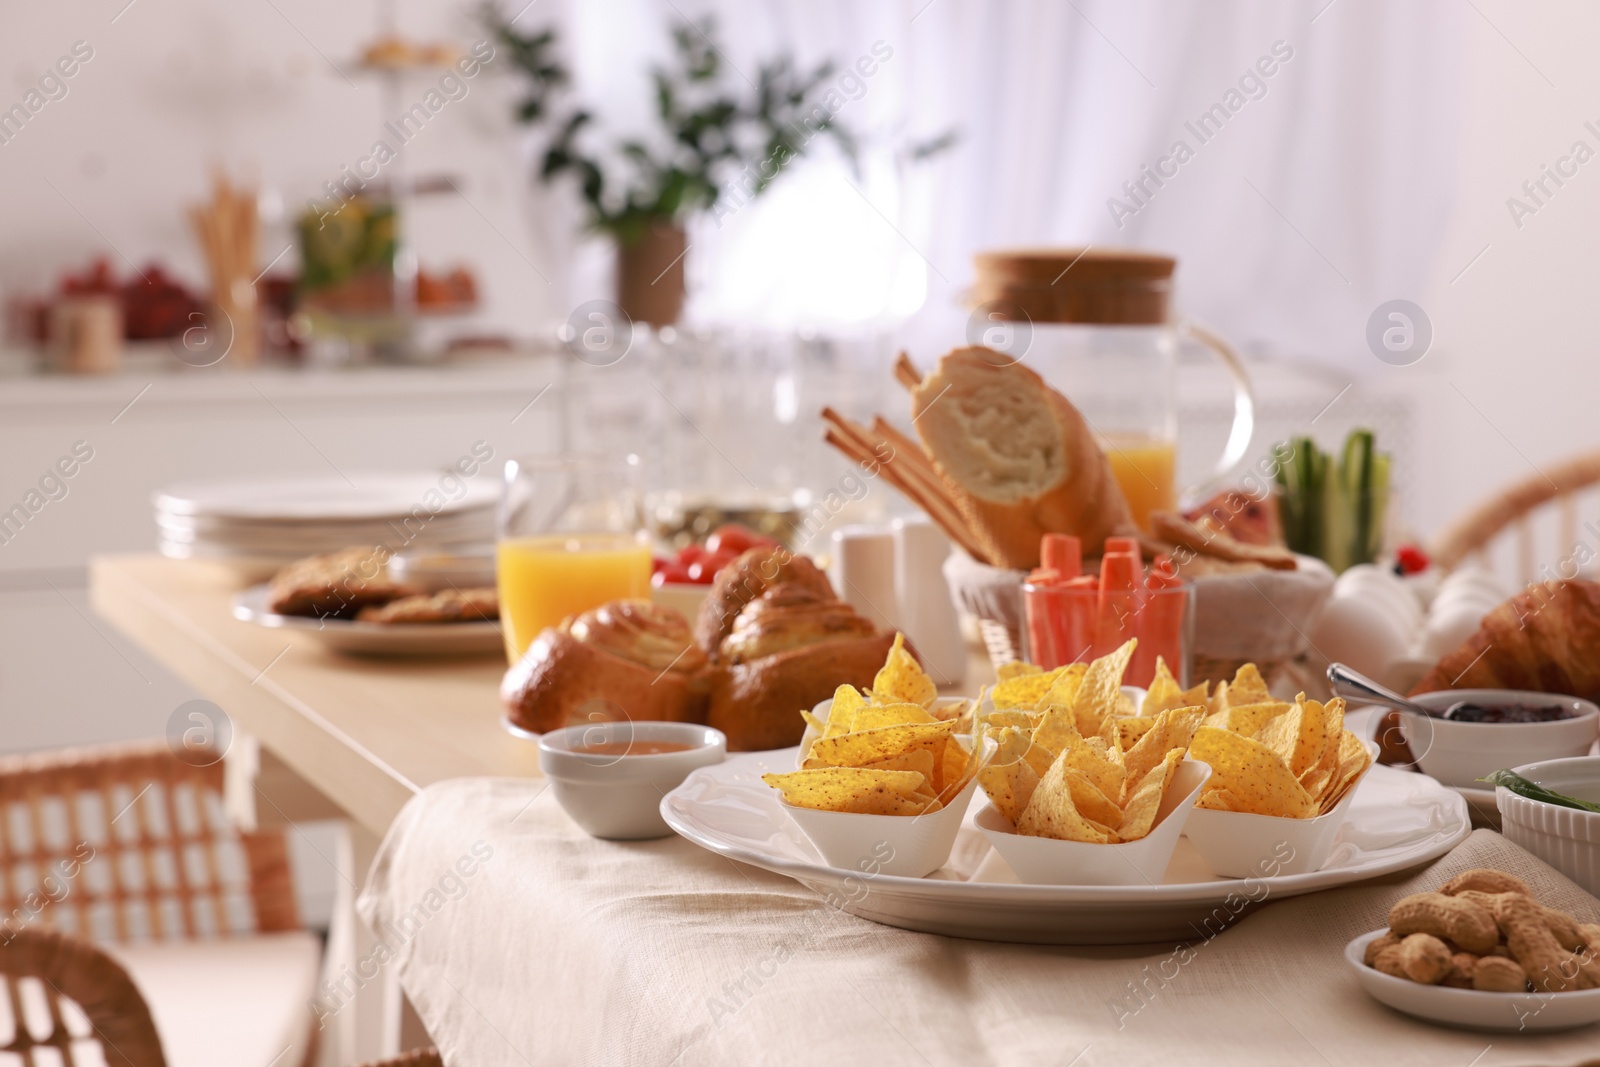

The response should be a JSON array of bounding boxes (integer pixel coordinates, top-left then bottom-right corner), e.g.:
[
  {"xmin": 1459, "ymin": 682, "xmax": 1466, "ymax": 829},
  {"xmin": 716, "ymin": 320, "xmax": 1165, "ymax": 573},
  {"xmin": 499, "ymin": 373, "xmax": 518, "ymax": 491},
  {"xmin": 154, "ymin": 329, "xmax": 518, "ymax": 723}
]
[{"xmin": 970, "ymin": 249, "xmax": 1255, "ymax": 531}]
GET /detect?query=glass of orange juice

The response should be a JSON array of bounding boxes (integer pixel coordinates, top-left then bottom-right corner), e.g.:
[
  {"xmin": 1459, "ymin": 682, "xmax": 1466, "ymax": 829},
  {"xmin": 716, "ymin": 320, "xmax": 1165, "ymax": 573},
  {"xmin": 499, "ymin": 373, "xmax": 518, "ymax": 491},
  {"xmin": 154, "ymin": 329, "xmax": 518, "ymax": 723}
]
[{"xmin": 497, "ymin": 454, "xmax": 652, "ymax": 664}]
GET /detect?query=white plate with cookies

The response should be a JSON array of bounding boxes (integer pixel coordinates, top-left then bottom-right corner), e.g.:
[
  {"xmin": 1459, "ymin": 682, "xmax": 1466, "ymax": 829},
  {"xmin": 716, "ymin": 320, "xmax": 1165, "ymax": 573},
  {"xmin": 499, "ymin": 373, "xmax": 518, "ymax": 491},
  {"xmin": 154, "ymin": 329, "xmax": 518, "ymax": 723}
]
[{"xmin": 232, "ymin": 585, "xmax": 503, "ymax": 657}]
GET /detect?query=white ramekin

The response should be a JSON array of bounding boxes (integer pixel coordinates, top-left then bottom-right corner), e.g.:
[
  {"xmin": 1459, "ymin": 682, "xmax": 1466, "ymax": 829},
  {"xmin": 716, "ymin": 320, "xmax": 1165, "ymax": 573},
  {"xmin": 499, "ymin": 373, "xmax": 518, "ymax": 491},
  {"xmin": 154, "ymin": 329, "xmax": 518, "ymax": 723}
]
[{"xmin": 1496, "ymin": 756, "xmax": 1600, "ymax": 895}]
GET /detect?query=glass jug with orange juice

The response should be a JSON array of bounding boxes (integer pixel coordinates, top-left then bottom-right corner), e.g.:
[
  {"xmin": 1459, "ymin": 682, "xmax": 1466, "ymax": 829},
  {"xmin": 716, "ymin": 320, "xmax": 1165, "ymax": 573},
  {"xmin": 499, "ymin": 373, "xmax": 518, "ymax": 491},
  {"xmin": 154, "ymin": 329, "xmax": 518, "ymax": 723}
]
[
  {"xmin": 969, "ymin": 250, "xmax": 1254, "ymax": 532},
  {"xmin": 497, "ymin": 454, "xmax": 652, "ymax": 663}
]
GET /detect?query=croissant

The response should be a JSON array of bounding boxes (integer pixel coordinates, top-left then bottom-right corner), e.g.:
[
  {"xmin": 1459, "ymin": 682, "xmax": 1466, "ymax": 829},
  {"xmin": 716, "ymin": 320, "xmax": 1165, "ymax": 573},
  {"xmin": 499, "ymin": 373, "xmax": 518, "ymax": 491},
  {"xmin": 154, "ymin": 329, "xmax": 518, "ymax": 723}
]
[
  {"xmin": 1411, "ymin": 579, "xmax": 1600, "ymax": 699},
  {"xmin": 708, "ymin": 585, "xmax": 898, "ymax": 751},
  {"xmin": 501, "ymin": 599, "xmax": 710, "ymax": 734},
  {"xmin": 909, "ymin": 347, "xmax": 1137, "ymax": 569}
]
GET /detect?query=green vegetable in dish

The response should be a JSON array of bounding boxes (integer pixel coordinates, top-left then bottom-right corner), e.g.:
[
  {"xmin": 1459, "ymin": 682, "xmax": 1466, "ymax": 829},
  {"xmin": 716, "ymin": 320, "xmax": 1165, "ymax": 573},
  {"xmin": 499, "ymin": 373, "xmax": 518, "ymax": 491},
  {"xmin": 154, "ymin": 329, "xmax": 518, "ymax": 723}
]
[
  {"xmin": 1480, "ymin": 769, "xmax": 1600, "ymax": 814},
  {"xmin": 1273, "ymin": 428, "xmax": 1390, "ymax": 572}
]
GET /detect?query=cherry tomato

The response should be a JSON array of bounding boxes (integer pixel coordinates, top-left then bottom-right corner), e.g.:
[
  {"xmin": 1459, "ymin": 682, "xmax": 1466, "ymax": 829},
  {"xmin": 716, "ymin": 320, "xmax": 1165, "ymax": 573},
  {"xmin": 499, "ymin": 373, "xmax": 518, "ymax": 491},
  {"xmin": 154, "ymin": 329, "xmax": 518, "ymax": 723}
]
[
  {"xmin": 1394, "ymin": 544, "xmax": 1430, "ymax": 576},
  {"xmin": 705, "ymin": 523, "xmax": 775, "ymax": 556},
  {"xmin": 651, "ymin": 556, "xmax": 670, "ymax": 575},
  {"xmin": 676, "ymin": 543, "xmax": 708, "ymax": 566}
]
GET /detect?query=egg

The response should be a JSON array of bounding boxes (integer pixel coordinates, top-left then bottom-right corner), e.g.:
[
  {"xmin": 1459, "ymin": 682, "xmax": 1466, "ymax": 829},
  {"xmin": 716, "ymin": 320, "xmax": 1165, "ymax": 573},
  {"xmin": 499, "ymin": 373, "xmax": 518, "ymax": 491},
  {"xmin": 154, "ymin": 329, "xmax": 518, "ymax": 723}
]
[
  {"xmin": 1335, "ymin": 564, "xmax": 1425, "ymax": 633},
  {"xmin": 1309, "ymin": 592, "xmax": 1416, "ymax": 681},
  {"xmin": 1421, "ymin": 599, "xmax": 1490, "ymax": 661}
]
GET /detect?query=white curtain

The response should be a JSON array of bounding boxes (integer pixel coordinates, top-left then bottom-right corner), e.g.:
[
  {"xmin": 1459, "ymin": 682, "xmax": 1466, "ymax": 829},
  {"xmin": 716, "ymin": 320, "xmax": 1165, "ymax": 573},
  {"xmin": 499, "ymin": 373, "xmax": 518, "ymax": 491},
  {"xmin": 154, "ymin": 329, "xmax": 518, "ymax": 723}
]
[{"xmin": 552, "ymin": 0, "xmax": 1462, "ymax": 371}]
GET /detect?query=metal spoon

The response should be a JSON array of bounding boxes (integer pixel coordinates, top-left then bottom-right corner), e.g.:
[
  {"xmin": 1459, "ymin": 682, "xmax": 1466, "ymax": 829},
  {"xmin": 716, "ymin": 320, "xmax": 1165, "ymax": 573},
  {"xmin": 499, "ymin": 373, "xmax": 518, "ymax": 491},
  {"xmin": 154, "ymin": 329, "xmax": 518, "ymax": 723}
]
[{"xmin": 1326, "ymin": 663, "xmax": 1470, "ymax": 720}]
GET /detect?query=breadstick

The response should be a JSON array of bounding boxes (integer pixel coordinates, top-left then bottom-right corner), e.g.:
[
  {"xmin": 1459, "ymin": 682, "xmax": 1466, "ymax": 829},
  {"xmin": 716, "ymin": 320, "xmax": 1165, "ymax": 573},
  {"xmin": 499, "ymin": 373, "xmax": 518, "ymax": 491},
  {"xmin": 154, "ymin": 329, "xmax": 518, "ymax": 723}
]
[
  {"xmin": 894, "ymin": 351, "xmax": 922, "ymax": 390},
  {"xmin": 821, "ymin": 422, "xmax": 989, "ymax": 562}
]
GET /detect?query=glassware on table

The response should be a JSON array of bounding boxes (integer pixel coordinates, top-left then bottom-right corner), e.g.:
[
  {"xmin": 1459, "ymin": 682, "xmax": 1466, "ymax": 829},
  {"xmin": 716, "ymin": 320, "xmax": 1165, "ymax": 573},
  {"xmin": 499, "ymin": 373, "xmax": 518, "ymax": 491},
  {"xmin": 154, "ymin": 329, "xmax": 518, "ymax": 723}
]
[
  {"xmin": 970, "ymin": 249, "xmax": 1256, "ymax": 532},
  {"xmin": 1021, "ymin": 535, "xmax": 1194, "ymax": 688},
  {"xmin": 497, "ymin": 454, "xmax": 651, "ymax": 664}
]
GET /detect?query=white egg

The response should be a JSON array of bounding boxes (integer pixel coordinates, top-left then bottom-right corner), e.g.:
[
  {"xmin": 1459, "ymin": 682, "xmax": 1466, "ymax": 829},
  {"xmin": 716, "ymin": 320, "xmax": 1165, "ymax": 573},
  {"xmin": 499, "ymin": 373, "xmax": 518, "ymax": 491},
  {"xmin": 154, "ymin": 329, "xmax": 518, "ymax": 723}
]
[
  {"xmin": 1309, "ymin": 594, "xmax": 1416, "ymax": 680},
  {"xmin": 1335, "ymin": 566, "xmax": 1425, "ymax": 632},
  {"xmin": 1422, "ymin": 601, "xmax": 1490, "ymax": 661}
]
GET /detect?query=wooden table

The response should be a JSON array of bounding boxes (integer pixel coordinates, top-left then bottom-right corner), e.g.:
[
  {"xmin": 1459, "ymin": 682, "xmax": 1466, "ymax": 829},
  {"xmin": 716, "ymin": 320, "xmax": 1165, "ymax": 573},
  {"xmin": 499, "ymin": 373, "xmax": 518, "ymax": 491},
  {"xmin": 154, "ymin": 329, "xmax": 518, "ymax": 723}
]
[{"xmin": 90, "ymin": 554, "xmax": 541, "ymax": 837}]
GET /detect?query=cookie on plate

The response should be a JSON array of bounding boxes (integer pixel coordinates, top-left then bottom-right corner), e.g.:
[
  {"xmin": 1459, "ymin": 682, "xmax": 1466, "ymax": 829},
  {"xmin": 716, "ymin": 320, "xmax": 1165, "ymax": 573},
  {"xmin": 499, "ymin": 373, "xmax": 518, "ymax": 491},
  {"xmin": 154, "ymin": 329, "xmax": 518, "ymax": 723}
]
[
  {"xmin": 266, "ymin": 546, "xmax": 411, "ymax": 618},
  {"xmin": 356, "ymin": 587, "xmax": 499, "ymax": 624}
]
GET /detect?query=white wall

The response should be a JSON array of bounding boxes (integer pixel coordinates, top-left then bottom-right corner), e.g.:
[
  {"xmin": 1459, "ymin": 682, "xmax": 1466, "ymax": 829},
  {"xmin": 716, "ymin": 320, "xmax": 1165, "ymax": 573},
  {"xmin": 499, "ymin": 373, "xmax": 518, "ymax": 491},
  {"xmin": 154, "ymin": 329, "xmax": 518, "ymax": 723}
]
[
  {"xmin": 1415, "ymin": 0, "xmax": 1600, "ymax": 546},
  {"xmin": 0, "ymin": 0, "xmax": 575, "ymax": 337}
]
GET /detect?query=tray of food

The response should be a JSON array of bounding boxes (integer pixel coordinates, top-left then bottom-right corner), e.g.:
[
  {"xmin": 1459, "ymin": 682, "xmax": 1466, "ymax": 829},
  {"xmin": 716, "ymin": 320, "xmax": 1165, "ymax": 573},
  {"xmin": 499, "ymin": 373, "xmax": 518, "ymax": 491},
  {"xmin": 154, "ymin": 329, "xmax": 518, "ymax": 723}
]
[{"xmin": 663, "ymin": 642, "xmax": 1470, "ymax": 944}]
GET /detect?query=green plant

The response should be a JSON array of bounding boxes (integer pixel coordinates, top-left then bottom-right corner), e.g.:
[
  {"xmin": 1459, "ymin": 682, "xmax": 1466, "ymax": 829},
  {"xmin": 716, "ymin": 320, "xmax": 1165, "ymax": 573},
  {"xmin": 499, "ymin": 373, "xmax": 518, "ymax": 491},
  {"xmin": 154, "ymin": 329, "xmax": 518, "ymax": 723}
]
[{"xmin": 484, "ymin": 8, "xmax": 871, "ymax": 245}]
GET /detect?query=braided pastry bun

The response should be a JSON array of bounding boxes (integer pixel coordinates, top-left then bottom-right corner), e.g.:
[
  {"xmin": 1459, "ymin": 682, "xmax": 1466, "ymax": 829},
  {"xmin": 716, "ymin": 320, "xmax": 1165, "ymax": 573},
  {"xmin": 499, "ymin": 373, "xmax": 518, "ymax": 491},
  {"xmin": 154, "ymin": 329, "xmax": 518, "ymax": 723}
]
[{"xmin": 501, "ymin": 599, "xmax": 709, "ymax": 735}]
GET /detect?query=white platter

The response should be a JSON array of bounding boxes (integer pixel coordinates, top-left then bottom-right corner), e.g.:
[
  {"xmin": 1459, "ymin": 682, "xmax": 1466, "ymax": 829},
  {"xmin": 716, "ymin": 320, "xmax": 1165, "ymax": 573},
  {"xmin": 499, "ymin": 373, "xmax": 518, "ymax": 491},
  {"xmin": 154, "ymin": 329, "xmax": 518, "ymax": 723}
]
[
  {"xmin": 1346, "ymin": 705, "xmax": 1512, "ymax": 829},
  {"xmin": 662, "ymin": 749, "xmax": 1470, "ymax": 944},
  {"xmin": 232, "ymin": 585, "xmax": 502, "ymax": 658},
  {"xmin": 1346, "ymin": 930, "xmax": 1600, "ymax": 1031},
  {"xmin": 155, "ymin": 474, "xmax": 498, "ymax": 520}
]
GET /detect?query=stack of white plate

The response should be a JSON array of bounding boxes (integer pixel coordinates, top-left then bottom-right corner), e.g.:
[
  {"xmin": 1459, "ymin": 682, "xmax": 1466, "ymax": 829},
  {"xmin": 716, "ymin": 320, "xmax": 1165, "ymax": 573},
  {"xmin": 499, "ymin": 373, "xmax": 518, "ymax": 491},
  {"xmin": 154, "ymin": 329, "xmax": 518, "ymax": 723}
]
[{"xmin": 154, "ymin": 473, "xmax": 498, "ymax": 580}]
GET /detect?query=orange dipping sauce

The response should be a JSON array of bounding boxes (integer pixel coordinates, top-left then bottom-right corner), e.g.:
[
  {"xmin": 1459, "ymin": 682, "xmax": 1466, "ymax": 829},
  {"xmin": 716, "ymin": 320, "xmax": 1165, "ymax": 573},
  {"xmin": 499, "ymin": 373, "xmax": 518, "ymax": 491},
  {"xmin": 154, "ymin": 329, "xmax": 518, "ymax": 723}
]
[{"xmin": 575, "ymin": 740, "xmax": 695, "ymax": 756}]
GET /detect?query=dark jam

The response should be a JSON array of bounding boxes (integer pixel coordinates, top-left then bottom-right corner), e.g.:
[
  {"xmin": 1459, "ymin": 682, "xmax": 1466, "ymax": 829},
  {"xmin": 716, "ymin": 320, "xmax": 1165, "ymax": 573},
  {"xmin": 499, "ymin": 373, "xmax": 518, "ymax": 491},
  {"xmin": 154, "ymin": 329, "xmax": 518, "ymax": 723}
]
[{"xmin": 1444, "ymin": 703, "xmax": 1578, "ymax": 724}]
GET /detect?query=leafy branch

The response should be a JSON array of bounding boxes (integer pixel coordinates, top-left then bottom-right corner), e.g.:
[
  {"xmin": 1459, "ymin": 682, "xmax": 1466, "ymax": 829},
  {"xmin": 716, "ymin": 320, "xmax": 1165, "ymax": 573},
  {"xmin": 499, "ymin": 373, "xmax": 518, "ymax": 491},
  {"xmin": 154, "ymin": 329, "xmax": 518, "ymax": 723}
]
[{"xmin": 484, "ymin": 7, "xmax": 875, "ymax": 245}]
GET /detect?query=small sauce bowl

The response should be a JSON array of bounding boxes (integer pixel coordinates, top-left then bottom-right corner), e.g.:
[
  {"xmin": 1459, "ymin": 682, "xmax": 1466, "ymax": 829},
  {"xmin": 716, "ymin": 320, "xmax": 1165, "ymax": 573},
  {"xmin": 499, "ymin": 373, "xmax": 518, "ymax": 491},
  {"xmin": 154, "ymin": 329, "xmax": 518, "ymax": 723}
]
[{"xmin": 538, "ymin": 721, "xmax": 725, "ymax": 840}]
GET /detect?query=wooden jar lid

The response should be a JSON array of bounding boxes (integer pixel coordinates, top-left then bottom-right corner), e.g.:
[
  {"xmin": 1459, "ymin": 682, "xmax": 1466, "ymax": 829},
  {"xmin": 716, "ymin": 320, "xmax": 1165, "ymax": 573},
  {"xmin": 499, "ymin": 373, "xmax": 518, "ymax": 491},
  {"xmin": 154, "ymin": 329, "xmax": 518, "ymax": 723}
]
[{"xmin": 971, "ymin": 248, "xmax": 1176, "ymax": 325}]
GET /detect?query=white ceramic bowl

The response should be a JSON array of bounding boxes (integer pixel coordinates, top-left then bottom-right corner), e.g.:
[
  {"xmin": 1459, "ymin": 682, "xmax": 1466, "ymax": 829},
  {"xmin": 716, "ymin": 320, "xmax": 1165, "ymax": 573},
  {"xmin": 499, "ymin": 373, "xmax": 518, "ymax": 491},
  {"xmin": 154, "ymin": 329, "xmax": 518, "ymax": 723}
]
[
  {"xmin": 1345, "ymin": 929, "xmax": 1600, "ymax": 1031},
  {"xmin": 777, "ymin": 773, "xmax": 981, "ymax": 878},
  {"xmin": 387, "ymin": 548, "xmax": 496, "ymax": 592},
  {"xmin": 539, "ymin": 721, "xmax": 725, "ymax": 840},
  {"xmin": 650, "ymin": 580, "xmax": 712, "ymax": 622},
  {"xmin": 1497, "ymin": 756, "xmax": 1600, "ymax": 895},
  {"xmin": 975, "ymin": 760, "xmax": 1211, "ymax": 886},
  {"xmin": 1183, "ymin": 768, "xmax": 1364, "ymax": 879},
  {"xmin": 1399, "ymin": 690, "xmax": 1599, "ymax": 789}
]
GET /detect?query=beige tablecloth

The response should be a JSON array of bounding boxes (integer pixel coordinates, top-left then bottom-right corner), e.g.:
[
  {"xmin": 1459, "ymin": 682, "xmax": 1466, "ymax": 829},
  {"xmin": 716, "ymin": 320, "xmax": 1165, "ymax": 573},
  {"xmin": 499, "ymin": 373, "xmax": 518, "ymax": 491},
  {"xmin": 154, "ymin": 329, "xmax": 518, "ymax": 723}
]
[{"xmin": 357, "ymin": 778, "xmax": 1600, "ymax": 1067}]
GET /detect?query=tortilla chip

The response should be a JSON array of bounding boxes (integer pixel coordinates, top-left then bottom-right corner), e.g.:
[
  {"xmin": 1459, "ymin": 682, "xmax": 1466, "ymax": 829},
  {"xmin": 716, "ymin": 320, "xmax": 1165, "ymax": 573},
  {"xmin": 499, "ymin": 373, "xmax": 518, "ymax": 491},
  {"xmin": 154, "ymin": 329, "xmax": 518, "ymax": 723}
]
[
  {"xmin": 997, "ymin": 661, "xmax": 1041, "ymax": 682},
  {"xmin": 1196, "ymin": 787, "xmax": 1248, "ymax": 812},
  {"xmin": 1117, "ymin": 716, "xmax": 1158, "ymax": 749},
  {"xmin": 1121, "ymin": 706, "xmax": 1203, "ymax": 795},
  {"xmin": 1066, "ymin": 739, "xmax": 1126, "ymax": 802},
  {"xmin": 1208, "ymin": 700, "xmax": 1293, "ymax": 738},
  {"xmin": 1031, "ymin": 705, "xmax": 1084, "ymax": 756},
  {"xmin": 1254, "ymin": 695, "xmax": 1329, "ymax": 779},
  {"xmin": 1063, "ymin": 765, "xmax": 1123, "ymax": 828},
  {"xmin": 1319, "ymin": 731, "xmax": 1372, "ymax": 813},
  {"xmin": 1226, "ymin": 663, "xmax": 1272, "ymax": 707},
  {"xmin": 992, "ymin": 665, "xmax": 1072, "ymax": 710},
  {"xmin": 846, "ymin": 702, "xmax": 938, "ymax": 734},
  {"xmin": 1072, "ymin": 639, "xmax": 1136, "ymax": 737},
  {"xmin": 1141, "ymin": 658, "xmax": 1210, "ymax": 717},
  {"xmin": 1118, "ymin": 749, "xmax": 1185, "ymax": 841},
  {"xmin": 873, "ymin": 633, "xmax": 938, "ymax": 709},
  {"xmin": 1016, "ymin": 758, "xmax": 1112, "ymax": 843},
  {"xmin": 1035, "ymin": 663, "xmax": 1087, "ymax": 712},
  {"xmin": 823, "ymin": 685, "xmax": 868, "ymax": 738},
  {"xmin": 937, "ymin": 739, "xmax": 978, "ymax": 802},
  {"xmin": 1142, "ymin": 659, "xmax": 1182, "ymax": 716},
  {"xmin": 977, "ymin": 727, "xmax": 1042, "ymax": 823},
  {"xmin": 762, "ymin": 768, "xmax": 937, "ymax": 814},
  {"xmin": 858, "ymin": 748, "xmax": 936, "ymax": 785},
  {"xmin": 806, "ymin": 721, "xmax": 955, "ymax": 768},
  {"xmin": 983, "ymin": 709, "xmax": 1040, "ymax": 733},
  {"xmin": 1190, "ymin": 726, "xmax": 1318, "ymax": 819}
]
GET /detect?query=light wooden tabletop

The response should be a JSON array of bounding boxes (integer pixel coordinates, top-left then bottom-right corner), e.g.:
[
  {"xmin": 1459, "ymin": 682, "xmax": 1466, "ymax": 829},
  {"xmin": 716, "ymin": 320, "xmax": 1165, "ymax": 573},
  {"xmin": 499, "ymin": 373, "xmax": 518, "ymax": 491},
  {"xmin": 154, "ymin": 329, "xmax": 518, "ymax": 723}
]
[{"xmin": 90, "ymin": 554, "xmax": 538, "ymax": 836}]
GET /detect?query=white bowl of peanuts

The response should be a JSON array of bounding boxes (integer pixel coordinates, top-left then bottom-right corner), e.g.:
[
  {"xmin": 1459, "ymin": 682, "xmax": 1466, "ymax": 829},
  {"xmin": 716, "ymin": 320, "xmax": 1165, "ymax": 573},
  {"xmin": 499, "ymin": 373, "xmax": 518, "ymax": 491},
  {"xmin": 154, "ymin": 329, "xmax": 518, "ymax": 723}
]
[{"xmin": 1344, "ymin": 867, "xmax": 1600, "ymax": 1031}]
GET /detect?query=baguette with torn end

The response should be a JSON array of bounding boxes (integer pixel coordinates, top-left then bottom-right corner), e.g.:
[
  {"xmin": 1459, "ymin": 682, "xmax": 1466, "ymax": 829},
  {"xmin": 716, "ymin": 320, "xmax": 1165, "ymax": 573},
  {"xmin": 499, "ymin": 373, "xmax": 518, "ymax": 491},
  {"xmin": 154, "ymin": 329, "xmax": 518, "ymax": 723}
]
[{"xmin": 909, "ymin": 346, "xmax": 1136, "ymax": 569}]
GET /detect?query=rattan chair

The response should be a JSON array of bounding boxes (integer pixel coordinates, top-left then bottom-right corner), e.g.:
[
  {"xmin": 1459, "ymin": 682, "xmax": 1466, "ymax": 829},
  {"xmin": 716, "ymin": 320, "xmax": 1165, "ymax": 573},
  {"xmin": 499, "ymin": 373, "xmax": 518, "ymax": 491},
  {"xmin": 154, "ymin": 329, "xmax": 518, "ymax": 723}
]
[
  {"xmin": 357, "ymin": 1051, "xmax": 441, "ymax": 1067},
  {"xmin": 0, "ymin": 740, "xmax": 318, "ymax": 1067},
  {"xmin": 1429, "ymin": 451, "xmax": 1600, "ymax": 581},
  {"xmin": 0, "ymin": 739, "xmax": 298, "ymax": 942},
  {"xmin": 0, "ymin": 927, "xmax": 167, "ymax": 1066}
]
